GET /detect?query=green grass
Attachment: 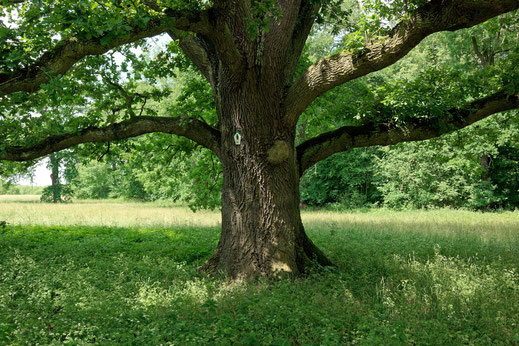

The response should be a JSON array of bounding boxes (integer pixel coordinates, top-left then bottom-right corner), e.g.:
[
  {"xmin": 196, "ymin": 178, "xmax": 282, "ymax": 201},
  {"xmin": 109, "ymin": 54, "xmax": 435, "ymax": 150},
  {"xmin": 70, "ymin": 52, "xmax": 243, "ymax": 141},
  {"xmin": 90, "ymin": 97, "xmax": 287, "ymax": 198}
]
[{"xmin": 0, "ymin": 200, "xmax": 518, "ymax": 344}]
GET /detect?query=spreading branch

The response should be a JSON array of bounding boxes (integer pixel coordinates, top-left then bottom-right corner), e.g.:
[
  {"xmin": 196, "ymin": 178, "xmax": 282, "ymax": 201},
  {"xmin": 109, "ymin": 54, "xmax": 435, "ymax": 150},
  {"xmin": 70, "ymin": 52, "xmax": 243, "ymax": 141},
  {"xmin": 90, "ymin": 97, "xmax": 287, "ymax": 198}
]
[
  {"xmin": 283, "ymin": 0, "xmax": 321, "ymax": 85},
  {"xmin": 0, "ymin": 10, "xmax": 211, "ymax": 95},
  {"xmin": 296, "ymin": 90, "xmax": 519, "ymax": 175},
  {"xmin": 203, "ymin": 12, "xmax": 245, "ymax": 79},
  {"xmin": 167, "ymin": 30, "xmax": 217, "ymax": 88},
  {"xmin": 285, "ymin": 0, "xmax": 519, "ymax": 126},
  {"xmin": 0, "ymin": 116, "xmax": 221, "ymax": 161}
]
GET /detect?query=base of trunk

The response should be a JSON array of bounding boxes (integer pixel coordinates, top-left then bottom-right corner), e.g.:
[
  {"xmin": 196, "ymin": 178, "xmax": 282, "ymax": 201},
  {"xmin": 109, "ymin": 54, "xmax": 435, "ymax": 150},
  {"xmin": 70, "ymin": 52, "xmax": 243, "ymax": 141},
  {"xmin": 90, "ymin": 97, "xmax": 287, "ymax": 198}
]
[{"xmin": 201, "ymin": 224, "xmax": 333, "ymax": 279}]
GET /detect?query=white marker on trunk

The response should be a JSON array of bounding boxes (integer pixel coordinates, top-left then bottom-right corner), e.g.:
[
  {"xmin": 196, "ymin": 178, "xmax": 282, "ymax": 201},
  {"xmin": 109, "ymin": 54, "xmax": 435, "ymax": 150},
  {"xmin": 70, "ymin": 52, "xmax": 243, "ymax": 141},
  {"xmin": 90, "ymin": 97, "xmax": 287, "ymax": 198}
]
[{"xmin": 234, "ymin": 132, "xmax": 242, "ymax": 145}]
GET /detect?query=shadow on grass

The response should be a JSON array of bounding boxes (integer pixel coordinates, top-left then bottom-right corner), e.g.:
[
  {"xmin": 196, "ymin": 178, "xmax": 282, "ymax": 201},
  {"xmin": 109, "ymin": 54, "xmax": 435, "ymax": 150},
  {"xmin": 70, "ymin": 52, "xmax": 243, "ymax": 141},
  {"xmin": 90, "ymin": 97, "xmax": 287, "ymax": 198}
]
[{"xmin": 0, "ymin": 224, "xmax": 518, "ymax": 344}]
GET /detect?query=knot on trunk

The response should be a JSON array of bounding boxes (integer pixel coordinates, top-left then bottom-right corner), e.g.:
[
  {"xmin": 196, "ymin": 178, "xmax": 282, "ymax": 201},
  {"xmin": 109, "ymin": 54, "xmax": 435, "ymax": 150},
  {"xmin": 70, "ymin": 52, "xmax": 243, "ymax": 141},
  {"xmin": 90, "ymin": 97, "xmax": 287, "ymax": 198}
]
[{"xmin": 267, "ymin": 140, "xmax": 289, "ymax": 164}]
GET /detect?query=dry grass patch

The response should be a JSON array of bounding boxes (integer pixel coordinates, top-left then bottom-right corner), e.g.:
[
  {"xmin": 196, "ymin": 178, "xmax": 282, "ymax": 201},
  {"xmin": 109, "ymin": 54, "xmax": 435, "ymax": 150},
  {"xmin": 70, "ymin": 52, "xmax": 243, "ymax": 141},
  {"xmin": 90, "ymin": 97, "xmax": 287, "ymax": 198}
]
[
  {"xmin": 0, "ymin": 196, "xmax": 220, "ymax": 228},
  {"xmin": 303, "ymin": 208, "xmax": 519, "ymax": 242}
]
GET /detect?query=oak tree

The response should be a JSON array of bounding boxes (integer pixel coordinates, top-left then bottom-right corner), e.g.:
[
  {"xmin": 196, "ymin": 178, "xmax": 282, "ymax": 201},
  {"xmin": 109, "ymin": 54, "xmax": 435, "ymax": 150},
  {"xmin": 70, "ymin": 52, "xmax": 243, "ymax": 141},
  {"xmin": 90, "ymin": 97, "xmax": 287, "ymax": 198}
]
[{"xmin": 1, "ymin": 0, "xmax": 519, "ymax": 278}]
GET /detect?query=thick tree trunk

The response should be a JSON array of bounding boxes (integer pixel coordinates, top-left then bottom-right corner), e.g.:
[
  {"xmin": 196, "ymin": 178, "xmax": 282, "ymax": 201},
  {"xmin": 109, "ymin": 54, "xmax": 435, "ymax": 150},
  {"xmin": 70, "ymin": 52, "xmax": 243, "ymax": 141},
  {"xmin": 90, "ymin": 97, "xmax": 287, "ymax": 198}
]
[{"xmin": 202, "ymin": 73, "xmax": 332, "ymax": 279}]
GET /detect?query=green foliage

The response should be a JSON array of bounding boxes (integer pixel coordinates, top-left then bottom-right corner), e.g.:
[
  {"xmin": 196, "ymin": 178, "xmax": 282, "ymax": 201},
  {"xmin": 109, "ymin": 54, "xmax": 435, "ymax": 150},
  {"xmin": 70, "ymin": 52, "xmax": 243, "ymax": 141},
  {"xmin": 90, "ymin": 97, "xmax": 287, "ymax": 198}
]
[
  {"xmin": 296, "ymin": 13, "xmax": 519, "ymax": 211},
  {"xmin": 72, "ymin": 160, "xmax": 120, "ymax": 199},
  {"xmin": 40, "ymin": 184, "xmax": 74, "ymax": 203},
  {"xmin": 1, "ymin": 3, "xmax": 180, "ymax": 154},
  {"xmin": 0, "ymin": 220, "xmax": 7, "ymax": 234},
  {"xmin": 0, "ymin": 209, "xmax": 518, "ymax": 344},
  {"xmin": 0, "ymin": 161, "xmax": 36, "ymax": 186},
  {"xmin": 1, "ymin": 1, "xmax": 150, "ymax": 72},
  {"xmin": 301, "ymin": 110, "xmax": 519, "ymax": 210},
  {"xmin": 375, "ymin": 141, "xmax": 488, "ymax": 209},
  {"xmin": 245, "ymin": 0, "xmax": 283, "ymax": 39},
  {"xmin": 70, "ymin": 142, "xmax": 222, "ymax": 209},
  {"xmin": 62, "ymin": 66, "xmax": 222, "ymax": 208},
  {"xmin": 361, "ymin": 0, "xmax": 428, "ymax": 24},
  {"xmin": 0, "ymin": 179, "xmax": 13, "ymax": 194},
  {"xmin": 300, "ymin": 147, "xmax": 382, "ymax": 207},
  {"xmin": 489, "ymin": 146, "xmax": 519, "ymax": 208},
  {"xmin": 375, "ymin": 110, "xmax": 519, "ymax": 210}
]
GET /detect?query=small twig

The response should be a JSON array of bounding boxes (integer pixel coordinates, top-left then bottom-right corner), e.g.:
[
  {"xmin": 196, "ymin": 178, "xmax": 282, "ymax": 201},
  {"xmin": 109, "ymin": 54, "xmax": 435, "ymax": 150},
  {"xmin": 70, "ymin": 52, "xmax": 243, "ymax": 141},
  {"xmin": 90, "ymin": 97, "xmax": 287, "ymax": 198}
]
[
  {"xmin": 105, "ymin": 78, "xmax": 133, "ymax": 104},
  {"xmin": 97, "ymin": 142, "xmax": 110, "ymax": 161},
  {"xmin": 138, "ymin": 96, "xmax": 148, "ymax": 117}
]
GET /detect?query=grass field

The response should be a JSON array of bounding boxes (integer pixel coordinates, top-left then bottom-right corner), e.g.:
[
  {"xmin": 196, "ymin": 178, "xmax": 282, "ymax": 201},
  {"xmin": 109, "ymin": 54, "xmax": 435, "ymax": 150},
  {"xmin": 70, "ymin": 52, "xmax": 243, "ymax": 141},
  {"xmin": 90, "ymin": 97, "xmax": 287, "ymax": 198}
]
[{"xmin": 1, "ymin": 196, "xmax": 518, "ymax": 344}]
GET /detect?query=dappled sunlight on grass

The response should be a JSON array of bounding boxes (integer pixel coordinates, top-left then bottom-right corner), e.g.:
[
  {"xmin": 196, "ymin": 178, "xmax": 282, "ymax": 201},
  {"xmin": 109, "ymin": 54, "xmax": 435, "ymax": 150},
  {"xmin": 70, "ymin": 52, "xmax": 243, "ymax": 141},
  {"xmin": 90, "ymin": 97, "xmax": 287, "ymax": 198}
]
[{"xmin": 374, "ymin": 250, "xmax": 519, "ymax": 343}]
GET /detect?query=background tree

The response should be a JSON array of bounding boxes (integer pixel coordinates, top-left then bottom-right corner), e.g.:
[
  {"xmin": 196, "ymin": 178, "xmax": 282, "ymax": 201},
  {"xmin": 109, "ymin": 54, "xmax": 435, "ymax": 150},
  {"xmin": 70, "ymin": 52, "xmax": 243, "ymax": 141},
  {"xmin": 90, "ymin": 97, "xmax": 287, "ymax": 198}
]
[
  {"xmin": 40, "ymin": 151, "xmax": 77, "ymax": 202},
  {"xmin": 1, "ymin": 0, "xmax": 519, "ymax": 278}
]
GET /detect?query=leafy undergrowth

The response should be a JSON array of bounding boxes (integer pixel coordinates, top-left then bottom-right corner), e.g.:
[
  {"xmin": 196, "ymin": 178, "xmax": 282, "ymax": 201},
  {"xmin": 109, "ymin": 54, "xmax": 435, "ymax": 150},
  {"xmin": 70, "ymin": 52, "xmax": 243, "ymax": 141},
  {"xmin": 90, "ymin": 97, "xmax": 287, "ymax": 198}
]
[{"xmin": 1, "ymin": 222, "xmax": 518, "ymax": 344}]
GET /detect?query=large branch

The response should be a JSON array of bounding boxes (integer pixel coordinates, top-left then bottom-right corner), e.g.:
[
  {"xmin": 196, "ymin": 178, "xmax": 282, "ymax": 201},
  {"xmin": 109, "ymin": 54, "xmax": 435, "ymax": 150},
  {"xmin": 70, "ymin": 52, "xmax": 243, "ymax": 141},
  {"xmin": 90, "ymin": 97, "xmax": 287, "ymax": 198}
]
[
  {"xmin": 0, "ymin": 11, "xmax": 211, "ymax": 95},
  {"xmin": 0, "ymin": 116, "xmax": 221, "ymax": 161},
  {"xmin": 283, "ymin": 0, "xmax": 321, "ymax": 85},
  {"xmin": 296, "ymin": 90, "xmax": 519, "ymax": 175},
  {"xmin": 285, "ymin": 0, "xmax": 519, "ymax": 126},
  {"xmin": 167, "ymin": 30, "xmax": 217, "ymax": 88},
  {"xmin": 205, "ymin": 10, "xmax": 245, "ymax": 79}
]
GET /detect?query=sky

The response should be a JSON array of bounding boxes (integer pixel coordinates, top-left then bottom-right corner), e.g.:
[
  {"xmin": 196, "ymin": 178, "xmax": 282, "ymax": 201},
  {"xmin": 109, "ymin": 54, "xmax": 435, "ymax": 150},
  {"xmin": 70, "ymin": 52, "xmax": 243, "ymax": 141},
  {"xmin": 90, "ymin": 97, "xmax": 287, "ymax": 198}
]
[{"xmin": 17, "ymin": 159, "xmax": 51, "ymax": 186}]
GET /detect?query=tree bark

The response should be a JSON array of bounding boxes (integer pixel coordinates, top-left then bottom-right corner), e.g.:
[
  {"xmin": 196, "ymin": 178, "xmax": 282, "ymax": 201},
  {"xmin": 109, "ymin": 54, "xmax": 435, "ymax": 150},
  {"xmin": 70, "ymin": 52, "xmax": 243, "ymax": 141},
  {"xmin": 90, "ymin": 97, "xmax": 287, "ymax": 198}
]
[
  {"xmin": 481, "ymin": 154, "xmax": 492, "ymax": 180},
  {"xmin": 201, "ymin": 72, "xmax": 332, "ymax": 279},
  {"xmin": 49, "ymin": 154, "xmax": 61, "ymax": 203}
]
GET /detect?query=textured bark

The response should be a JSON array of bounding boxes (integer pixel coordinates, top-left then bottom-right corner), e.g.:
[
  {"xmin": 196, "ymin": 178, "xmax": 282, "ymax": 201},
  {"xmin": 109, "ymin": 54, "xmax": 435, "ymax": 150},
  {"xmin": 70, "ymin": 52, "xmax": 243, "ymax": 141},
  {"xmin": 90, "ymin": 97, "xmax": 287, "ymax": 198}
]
[
  {"xmin": 193, "ymin": 0, "xmax": 334, "ymax": 277},
  {"xmin": 201, "ymin": 70, "xmax": 332, "ymax": 278},
  {"xmin": 283, "ymin": 0, "xmax": 321, "ymax": 85},
  {"xmin": 167, "ymin": 31, "xmax": 217, "ymax": 88}
]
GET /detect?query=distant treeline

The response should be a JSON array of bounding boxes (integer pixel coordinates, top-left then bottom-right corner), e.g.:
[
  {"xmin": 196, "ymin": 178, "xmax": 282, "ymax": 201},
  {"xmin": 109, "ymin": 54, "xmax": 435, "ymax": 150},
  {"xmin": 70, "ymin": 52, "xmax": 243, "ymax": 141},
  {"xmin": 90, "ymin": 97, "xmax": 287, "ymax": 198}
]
[
  {"xmin": 300, "ymin": 143, "xmax": 519, "ymax": 210},
  {"xmin": 0, "ymin": 181, "xmax": 44, "ymax": 195}
]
